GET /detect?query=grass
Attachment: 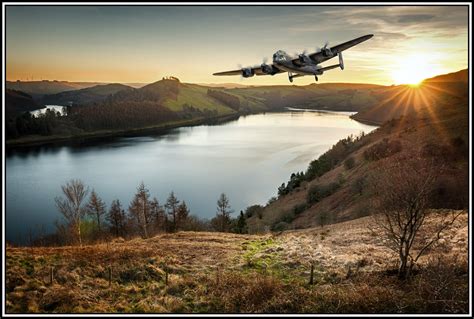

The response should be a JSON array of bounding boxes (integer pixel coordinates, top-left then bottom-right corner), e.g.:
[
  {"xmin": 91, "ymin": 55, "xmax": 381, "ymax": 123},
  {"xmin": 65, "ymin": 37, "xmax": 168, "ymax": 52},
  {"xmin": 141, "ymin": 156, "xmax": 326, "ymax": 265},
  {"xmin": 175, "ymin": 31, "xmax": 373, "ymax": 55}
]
[
  {"xmin": 5, "ymin": 211, "xmax": 469, "ymax": 314},
  {"xmin": 163, "ymin": 84, "xmax": 234, "ymax": 114}
]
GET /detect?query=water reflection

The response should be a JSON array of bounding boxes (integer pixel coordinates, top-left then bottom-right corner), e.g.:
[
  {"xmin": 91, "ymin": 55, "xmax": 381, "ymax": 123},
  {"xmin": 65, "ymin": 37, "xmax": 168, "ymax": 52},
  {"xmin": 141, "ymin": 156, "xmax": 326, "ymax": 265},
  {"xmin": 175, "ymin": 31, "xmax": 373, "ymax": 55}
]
[{"xmin": 6, "ymin": 111, "xmax": 377, "ymax": 244}]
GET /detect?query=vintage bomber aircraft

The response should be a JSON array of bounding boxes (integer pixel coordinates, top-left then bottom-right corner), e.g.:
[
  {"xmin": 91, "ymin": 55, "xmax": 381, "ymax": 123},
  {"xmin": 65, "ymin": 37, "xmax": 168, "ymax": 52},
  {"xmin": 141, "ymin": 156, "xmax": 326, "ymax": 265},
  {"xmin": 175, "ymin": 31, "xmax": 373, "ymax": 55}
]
[{"xmin": 213, "ymin": 34, "xmax": 373, "ymax": 83}]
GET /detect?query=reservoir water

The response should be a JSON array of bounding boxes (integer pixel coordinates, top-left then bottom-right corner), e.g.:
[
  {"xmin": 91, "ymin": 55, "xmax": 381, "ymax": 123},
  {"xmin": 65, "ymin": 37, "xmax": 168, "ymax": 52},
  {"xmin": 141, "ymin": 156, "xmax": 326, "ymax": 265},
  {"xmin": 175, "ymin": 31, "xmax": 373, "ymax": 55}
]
[{"xmin": 6, "ymin": 110, "xmax": 377, "ymax": 243}]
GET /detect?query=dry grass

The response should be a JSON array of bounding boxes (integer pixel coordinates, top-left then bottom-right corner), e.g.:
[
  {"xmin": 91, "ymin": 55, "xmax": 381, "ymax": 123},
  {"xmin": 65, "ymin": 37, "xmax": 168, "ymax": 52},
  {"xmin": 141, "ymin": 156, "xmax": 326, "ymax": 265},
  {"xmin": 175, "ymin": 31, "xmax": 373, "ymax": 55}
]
[{"xmin": 6, "ymin": 211, "xmax": 469, "ymax": 314}]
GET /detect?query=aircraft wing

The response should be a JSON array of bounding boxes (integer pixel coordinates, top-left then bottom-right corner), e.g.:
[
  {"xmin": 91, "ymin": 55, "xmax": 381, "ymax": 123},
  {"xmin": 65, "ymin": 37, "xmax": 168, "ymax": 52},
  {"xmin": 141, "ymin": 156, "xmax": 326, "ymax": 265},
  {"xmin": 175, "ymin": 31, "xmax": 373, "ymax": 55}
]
[
  {"xmin": 213, "ymin": 70, "xmax": 244, "ymax": 76},
  {"xmin": 305, "ymin": 34, "xmax": 374, "ymax": 64},
  {"xmin": 213, "ymin": 65, "xmax": 283, "ymax": 76}
]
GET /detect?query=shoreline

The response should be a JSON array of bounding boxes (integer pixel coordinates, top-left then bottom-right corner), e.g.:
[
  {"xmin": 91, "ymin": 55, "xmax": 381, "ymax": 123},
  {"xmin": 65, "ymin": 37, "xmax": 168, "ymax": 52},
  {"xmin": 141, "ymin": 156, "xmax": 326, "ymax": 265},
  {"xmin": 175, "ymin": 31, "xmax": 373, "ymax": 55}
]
[
  {"xmin": 5, "ymin": 112, "xmax": 242, "ymax": 149},
  {"xmin": 6, "ymin": 108, "xmax": 375, "ymax": 149},
  {"xmin": 348, "ymin": 114, "xmax": 383, "ymax": 126}
]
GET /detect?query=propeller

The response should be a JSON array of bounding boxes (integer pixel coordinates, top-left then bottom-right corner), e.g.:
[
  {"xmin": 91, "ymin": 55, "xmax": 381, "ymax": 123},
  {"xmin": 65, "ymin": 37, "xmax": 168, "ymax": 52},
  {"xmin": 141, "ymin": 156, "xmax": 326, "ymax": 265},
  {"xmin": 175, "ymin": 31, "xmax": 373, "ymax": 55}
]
[{"xmin": 316, "ymin": 41, "xmax": 329, "ymax": 53}]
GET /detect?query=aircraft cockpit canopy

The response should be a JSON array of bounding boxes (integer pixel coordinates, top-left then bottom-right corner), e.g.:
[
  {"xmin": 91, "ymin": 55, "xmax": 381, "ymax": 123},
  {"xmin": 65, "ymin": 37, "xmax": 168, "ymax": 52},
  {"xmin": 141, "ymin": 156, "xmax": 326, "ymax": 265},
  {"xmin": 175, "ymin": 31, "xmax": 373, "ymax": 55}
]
[{"xmin": 273, "ymin": 50, "xmax": 287, "ymax": 62}]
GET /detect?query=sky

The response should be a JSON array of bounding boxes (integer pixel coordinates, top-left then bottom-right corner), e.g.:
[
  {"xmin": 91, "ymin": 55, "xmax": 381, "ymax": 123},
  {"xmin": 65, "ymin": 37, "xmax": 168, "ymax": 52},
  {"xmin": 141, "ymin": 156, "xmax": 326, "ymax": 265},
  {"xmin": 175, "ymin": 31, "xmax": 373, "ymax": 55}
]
[{"xmin": 5, "ymin": 5, "xmax": 469, "ymax": 85}]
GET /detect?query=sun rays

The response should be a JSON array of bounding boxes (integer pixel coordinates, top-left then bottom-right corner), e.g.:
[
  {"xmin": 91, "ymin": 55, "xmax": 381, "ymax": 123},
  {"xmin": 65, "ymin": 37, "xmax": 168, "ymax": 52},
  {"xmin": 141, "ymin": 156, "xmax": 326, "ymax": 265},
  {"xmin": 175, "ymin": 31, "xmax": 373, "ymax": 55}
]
[{"xmin": 390, "ymin": 54, "xmax": 447, "ymax": 86}]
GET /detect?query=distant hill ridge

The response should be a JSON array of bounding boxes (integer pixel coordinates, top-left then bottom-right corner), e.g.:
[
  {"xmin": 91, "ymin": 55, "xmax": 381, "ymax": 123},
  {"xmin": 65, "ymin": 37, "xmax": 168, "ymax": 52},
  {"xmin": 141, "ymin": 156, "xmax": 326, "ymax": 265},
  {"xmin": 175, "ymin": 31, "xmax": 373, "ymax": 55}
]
[
  {"xmin": 5, "ymin": 89, "xmax": 43, "ymax": 119},
  {"xmin": 40, "ymin": 83, "xmax": 134, "ymax": 106},
  {"xmin": 423, "ymin": 69, "xmax": 468, "ymax": 83}
]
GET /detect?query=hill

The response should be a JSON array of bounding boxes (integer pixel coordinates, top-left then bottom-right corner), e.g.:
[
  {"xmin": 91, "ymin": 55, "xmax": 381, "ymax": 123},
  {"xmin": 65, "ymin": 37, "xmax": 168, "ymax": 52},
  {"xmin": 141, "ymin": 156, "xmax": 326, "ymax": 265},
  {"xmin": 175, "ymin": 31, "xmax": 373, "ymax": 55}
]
[
  {"xmin": 4, "ymin": 71, "xmax": 467, "ymax": 148},
  {"xmin": 246, "ymin": 70, "xmax": 469, "ymax": 233},
  {"xmin": 5, "ymin": 89, "xmax": 43, "ymax": 119},
  {"xmin": 40, "ymin": 83, "xmax": 134, "ymax": 106},
  {"xmin": 6, "ymin": 80, "xmax": 105, "ymax": 98},
  {"xmin": 351, "ymin": 69, "xmax": 468, "ymax": 125},
  {"xmin": 5, "ymin": 211, "xmax": 468, "ymax": 313},
  {"xmin": 423, "ymin": 69, "xmax": 468, "ymax": 83}
]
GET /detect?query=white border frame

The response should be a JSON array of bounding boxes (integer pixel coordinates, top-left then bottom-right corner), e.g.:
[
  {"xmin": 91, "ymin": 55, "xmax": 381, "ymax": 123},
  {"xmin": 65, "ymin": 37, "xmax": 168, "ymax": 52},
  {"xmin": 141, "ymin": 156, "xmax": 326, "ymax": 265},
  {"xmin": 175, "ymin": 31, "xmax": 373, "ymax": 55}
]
[{"xmin": 2, "ymin": 2, "xmax": 472, "ymax": 317}]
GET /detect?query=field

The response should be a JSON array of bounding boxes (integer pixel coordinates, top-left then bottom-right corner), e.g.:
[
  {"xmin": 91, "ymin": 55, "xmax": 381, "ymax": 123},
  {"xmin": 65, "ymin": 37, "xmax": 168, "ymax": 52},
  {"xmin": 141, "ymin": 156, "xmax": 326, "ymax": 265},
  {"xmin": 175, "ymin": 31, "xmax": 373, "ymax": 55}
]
[{"xmin": 5, "ymin": 210, "xmax": 468, "ymax": 314}]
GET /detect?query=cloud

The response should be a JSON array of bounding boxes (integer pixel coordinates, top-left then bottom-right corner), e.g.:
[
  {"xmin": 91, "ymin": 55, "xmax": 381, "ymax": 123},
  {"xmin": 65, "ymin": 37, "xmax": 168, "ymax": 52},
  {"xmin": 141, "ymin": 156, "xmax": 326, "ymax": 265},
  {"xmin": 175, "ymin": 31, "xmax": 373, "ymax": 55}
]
[{"xmin": 397, "ymin": 14, "xmax": 435, "ymax": 23}]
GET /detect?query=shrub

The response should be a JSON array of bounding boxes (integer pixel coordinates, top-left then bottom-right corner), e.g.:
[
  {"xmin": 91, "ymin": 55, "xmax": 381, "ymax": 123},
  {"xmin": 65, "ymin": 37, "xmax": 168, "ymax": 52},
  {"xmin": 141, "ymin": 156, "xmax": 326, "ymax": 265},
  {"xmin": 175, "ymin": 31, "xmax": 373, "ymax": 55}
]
[
  {"xmin": 352, "ymin": 176, "xmax": 366, "ymax": 196},
  {"xmin": 292, "ymin": 203, "xmax": 307, "ymax": 216},
  {"xmin": 266, "ymin": 197, "xmax": 277, "ymax": 206},
  {"xmin": 271, "ymin": 221, "xmax": 289, "ymax": 232},
  {"xmin": 344, "ymin": 156, "xmax": 356, "ymax": 170},
  {"xmin": 306, "ymin": 182, "xmax": 341, "ymax": 205},
  {"xmin": 363, "ymin": 138, "xmax": 402, "ymax": 161},
  {"xmin": 281, "ymin": 211, "xmax": 296, "ymax": 224},
  {"xmin": 244, "ymin": 205, "xmax": 264, "ymax": 218}
]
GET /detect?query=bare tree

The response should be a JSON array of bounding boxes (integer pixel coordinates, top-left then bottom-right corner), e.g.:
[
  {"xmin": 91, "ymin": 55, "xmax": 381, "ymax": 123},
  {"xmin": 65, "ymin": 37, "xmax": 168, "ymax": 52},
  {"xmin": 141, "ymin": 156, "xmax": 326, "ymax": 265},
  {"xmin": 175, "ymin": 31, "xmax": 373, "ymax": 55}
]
[
  {"xmin": 370, "ymin": 159, "xmax": 462, "ymax": 278},
  {"xmin": 129, "ymin": 182, "xmax": 152, "ymax": 238},
  {"xmin": 86, "ymin": 189, "xmax": 106, "ymax": 234},
  {"xmin": 54, "ymin": 179, "xmax": 89, "ymax": 246}
]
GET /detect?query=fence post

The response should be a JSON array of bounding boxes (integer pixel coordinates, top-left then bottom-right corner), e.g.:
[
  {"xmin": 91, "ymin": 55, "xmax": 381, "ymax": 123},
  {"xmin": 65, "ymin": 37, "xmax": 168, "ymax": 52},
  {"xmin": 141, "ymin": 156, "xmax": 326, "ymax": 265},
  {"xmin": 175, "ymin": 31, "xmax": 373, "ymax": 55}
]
[
  {"xmin": 108, "ymin": 266, "xmax": 112, "ymax": 287},
  {"xmin": 309, "ymin": 263, "xmax": 314, "ymax": 285}
]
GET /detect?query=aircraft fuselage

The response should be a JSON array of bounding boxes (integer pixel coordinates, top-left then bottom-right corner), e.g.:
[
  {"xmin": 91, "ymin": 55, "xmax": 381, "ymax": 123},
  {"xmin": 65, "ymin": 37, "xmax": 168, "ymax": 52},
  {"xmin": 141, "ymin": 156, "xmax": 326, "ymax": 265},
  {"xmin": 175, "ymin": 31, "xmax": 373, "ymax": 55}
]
[
  {"xmin": 274, "ymin": 60, "xmax": 323, "ymax": 75},
  {"xmin": 272, "ymin": 51, "xmax": 323, "ymax": 75}
]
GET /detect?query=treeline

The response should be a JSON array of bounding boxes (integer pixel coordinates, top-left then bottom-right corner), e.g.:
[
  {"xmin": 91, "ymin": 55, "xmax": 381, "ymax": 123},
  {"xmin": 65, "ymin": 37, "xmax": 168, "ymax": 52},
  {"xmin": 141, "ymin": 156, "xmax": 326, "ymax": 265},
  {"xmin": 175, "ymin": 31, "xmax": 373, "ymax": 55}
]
[
  {"xmin": 70, "ymin": 101, "xmax": 179, "ymax": 131},
  {"xmin": 6, "ymin": 108, "xmax": 72, "ymax": 139},
  {"xmin": 34, "ymin": 179, "xmax": 248, "ymax": 247},
  {"xmin": 207, "ymin": 89, "xmax": 240, "ymax": 111},
  {"xmin": 278, "ymin": 132, "xmax": 368, "ymax": 197}
]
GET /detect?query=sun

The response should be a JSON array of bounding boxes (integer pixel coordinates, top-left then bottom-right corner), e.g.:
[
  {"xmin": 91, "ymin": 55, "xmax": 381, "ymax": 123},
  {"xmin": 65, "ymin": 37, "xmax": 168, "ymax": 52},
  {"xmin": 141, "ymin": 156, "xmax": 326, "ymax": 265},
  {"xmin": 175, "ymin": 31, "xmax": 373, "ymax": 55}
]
[{"xmin": 390, "ymin": 54, "xmax": 444, "ymax": 86}]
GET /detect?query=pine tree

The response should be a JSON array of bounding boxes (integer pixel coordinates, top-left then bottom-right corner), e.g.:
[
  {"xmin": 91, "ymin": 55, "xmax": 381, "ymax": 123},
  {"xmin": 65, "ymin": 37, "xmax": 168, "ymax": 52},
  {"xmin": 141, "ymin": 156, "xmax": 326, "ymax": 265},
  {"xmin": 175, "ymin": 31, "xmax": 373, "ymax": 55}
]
[
  {"xmin": 86, "ymin": 189, "xmax": 106, "ymax": 234},
  {"xmin": 236, "ymin": 211, "xmax": 247, "ymax": 234},
  {"xmin": 214, "ymin": 193, "xmax": 233, "ymax": 232},
  {"xmin": 177, "ymin": 200, "xmax": 190, "ymax": 231},
  {"xmin": 150, "ymin": 197, "xmax": 166, "ymax": 234},
  {"xmin": 107, "ymin": 199, "xmax": 126, "ymax": 237},
  {"xmin": 165, "ymin": 192, "xmax": 180, "ymax": 232}
]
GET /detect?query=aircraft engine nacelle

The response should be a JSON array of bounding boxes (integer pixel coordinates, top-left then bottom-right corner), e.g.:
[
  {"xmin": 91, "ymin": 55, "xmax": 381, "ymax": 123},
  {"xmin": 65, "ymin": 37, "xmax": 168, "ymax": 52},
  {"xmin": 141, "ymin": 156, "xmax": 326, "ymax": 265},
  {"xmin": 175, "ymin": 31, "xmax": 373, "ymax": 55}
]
[
  {"xmin": 298, "ymin": 54, "xmax": 312, "ymax": 65},
  {"xmin": 261, "ymin": 64, "xmax": 275, "ymax": 75},
  {"xmin": 241, "ymin": 68, "xmax": 255, "ymax": 78},
  {"xmin": 322, "ymin": 48, "xmax": 333, "ymax": 57}
]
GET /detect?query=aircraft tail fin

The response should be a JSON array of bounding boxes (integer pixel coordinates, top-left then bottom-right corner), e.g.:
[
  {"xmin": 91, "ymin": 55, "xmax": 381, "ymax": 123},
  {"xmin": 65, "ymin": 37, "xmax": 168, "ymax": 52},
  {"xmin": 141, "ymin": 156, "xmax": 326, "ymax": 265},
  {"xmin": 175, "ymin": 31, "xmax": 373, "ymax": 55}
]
[{"xmin": 339, "ymin": 52, "xmax": 344, "ymax": 70}]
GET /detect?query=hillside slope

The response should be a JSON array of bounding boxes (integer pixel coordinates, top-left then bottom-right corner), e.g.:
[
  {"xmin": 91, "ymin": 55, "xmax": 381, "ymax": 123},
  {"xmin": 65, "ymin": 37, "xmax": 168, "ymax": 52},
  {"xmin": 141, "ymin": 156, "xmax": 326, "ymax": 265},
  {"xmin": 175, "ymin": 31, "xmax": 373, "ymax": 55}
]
[
  {"xmin": 351, "ymin": 69, "xmax": 468, "ymax": 125},
  {"xmin": 40, "ymin": 84, "xmax": 134, "ymax": 106},
  {"xmin": 5, "ymin": 89, "xmax": 43, "ymax": 119},
  {"xmin": 6, "ymin": 81, "xmax": 105, "ymax": 98},
  {"xmin": 6, "ymin": 211, "xmax": 468, "ymax": 313},
  {"xmin": 247, "ymin": 70, "xmax": 469, "ymax": 233}
]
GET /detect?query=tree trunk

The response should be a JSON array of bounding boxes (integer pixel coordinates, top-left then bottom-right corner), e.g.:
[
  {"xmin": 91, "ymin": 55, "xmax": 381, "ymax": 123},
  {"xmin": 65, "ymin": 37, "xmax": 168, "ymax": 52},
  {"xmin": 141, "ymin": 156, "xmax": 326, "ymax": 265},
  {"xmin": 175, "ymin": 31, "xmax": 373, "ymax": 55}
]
[
  {"xmin": 96, "ymin": 214, "xmax": 101, "ymax": 233},
  {"xmin": 77, "ymin": 222, "xmax": 82, "ymax": 246}
]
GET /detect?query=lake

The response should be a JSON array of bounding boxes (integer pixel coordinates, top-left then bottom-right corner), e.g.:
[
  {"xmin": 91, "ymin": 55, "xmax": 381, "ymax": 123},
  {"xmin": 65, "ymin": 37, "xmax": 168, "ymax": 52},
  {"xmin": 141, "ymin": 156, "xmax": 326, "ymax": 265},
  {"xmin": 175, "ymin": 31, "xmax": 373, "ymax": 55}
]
[{"xmin": 6, "ymin": 110, "xmax": 377, "ymax": 244}]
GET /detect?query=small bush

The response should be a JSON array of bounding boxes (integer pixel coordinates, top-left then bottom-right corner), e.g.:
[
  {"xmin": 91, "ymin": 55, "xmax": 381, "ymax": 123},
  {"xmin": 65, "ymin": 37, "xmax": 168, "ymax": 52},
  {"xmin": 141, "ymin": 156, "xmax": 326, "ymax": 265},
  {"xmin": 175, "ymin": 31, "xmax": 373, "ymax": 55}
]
[
  {"xmin": 363, "ymin": 138, "xmax": 402, "ymax": 161},
  {"xmin": 281, "ymin": 212, "xmax": 296, "ymax": 224},
  {"xmin": 292, "ymin": 203, "xmax": 307, "ymax": 216},
  {"xmin": 307, "ymin": 182, "xmax": 341, "ymax": 205},
  {"xmin": 352, "ymin": 176, "xmax": 366, "ymax": 196},
  {"xmin": 344, "ymin": 157, "xmax": 356, "ymax": 170},
  {"xmin": 271, "ymin": 221, "xmax": 289, "ymax": 232}
]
